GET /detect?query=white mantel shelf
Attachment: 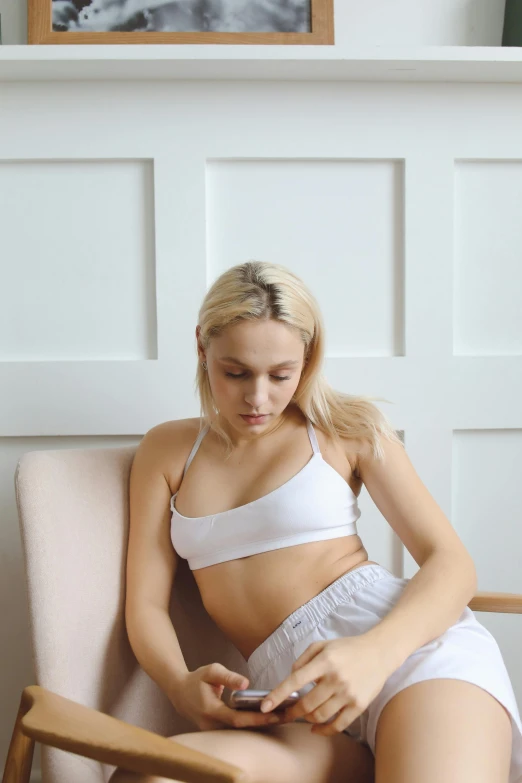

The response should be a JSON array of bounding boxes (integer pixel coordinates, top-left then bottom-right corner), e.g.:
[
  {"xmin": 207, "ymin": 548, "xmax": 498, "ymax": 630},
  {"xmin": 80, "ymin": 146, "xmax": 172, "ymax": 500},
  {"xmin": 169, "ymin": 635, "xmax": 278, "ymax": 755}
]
[{"xmin": 1, "ymin": 45, "xmax": 522, "ymax": 83}]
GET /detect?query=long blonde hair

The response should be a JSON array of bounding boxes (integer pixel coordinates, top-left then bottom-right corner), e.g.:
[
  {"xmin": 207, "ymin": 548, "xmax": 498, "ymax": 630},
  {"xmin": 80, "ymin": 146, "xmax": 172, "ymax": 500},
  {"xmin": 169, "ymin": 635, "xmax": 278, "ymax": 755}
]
[{"xmin": 195, "ymin": 261, "xmax": 403, "ymax": 461}]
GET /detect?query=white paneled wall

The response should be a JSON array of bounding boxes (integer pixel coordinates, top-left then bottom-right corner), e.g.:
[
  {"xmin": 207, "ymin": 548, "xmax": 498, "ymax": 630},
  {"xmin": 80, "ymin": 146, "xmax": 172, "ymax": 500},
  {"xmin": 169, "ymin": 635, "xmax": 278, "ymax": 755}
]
[
  {"xmin": 0, "ymin": 160, "xmax": 156, "ymax": 361},
  {"xmin": 1, "ymin": 78, "xmax": 522, "ymax": 775},
  {"xmin": 452, "ymin": 430, "xmax": 522, "ymax": 703},
  {"xmin": 454, "ymin": 161, "xmax": 522, "ymax": 356},
  {"xmin": 206, "ymin": 159, "xmax": 404, "ymax": 356}
]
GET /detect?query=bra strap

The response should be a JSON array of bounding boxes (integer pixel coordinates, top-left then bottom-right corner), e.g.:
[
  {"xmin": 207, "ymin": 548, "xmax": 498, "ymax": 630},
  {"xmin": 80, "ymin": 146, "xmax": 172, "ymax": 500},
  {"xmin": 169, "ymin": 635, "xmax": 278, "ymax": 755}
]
[
  {"xmin": 306, "ymin": 419, "xmax": 321, "ymax": 455},
  {"xmin": 183, "ymin": 423, "xmax": 210, "ymax": 477}
]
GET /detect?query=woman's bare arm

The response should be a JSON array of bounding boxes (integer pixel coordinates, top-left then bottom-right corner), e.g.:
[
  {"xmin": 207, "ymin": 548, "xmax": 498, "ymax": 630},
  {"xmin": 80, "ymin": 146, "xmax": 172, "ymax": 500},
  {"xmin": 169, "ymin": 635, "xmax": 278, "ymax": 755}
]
[
  {"xmin": 356, "ymin": 433, "xmax": 477, "ymax": 674},
  {"xmin": 125, "ymin": 421, "xmax": 190, "ymax": 704}
]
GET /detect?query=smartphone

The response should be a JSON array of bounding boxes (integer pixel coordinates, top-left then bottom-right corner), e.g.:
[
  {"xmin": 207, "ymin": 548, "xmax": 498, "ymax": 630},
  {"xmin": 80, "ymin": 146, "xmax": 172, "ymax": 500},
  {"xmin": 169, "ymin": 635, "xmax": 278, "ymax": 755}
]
[{"xmin": 228, "ymin": 689, "xmax": 300, "ymax": 711}]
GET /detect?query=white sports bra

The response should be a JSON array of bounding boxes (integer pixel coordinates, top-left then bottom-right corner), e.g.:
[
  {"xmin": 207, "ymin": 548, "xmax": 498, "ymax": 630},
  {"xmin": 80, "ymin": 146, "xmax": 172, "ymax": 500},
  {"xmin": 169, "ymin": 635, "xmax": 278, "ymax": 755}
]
[{"xmin": 170, "ymin": 418, "xmax": 361, "ymax": 570}]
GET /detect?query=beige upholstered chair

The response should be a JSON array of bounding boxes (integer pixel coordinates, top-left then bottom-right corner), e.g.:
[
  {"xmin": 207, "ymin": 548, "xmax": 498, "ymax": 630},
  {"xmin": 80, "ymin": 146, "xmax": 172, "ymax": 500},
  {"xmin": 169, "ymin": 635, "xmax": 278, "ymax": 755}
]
[
  {"xmin": 5, "ymin": 446, "xmax": 250, "ymax": 783},
  {"xmin": 4, "ymin": 445, "xmax": 522, "ymax": 783}
]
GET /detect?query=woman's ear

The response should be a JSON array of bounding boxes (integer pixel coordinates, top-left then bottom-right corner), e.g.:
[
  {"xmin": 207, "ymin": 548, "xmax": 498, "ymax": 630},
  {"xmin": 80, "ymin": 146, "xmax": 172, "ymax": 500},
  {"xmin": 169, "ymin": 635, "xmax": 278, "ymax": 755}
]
[{"xmin": 195, "ymin": 326, "xmax": 205, "ymax": 362}]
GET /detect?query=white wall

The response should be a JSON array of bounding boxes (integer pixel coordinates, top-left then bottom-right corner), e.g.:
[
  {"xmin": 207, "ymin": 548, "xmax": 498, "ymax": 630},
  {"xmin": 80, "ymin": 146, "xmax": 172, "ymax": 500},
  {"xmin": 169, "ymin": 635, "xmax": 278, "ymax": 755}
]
[
  {"xmin": 0, "ymin": 0, "xmax": 508, "ymax": 46},
  {"xmin": 1, "ymin": 74, "xmax": 522, "ymax": 779}
]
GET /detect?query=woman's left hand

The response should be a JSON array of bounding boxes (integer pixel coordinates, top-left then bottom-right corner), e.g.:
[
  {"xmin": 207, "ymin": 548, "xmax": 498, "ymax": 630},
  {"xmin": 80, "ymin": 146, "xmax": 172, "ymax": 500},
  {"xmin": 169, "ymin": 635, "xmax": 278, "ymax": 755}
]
[{"xmin": 259, "ymin": 634, "xmax": 391, "ymax": 736}]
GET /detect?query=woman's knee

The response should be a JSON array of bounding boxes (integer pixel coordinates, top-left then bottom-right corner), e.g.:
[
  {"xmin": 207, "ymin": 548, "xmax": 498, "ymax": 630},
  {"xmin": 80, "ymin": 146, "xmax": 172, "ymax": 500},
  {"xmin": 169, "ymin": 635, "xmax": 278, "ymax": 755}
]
[
  {"xmin": 109, "ymin": 723, "xmax": 374, "ymax": 783},
  {"xmin": 173, "ymin": 724, "xmax": 374, "ymax": 783},
  {"xmin": 172, "ymin": 725, "xmax": 323, "ymax": 783}
]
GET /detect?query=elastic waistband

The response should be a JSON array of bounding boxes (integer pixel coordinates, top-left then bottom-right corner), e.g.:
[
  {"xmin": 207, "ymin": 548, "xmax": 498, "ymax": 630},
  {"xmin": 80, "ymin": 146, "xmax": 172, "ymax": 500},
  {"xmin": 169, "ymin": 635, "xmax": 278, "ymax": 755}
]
[{"xmin": 247, "ymin": 563, "xmax": 392, "ymax": 681}]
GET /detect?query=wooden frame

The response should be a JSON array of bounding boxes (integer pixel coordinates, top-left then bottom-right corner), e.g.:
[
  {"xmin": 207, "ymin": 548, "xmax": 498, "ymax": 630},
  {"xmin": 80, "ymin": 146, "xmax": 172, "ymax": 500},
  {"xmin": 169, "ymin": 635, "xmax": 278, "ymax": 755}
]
[
  {"xmin": 28, "ymin": 0, "xmax": 334, "ymax": 45},
  {"xmin": 3, "ymin": 686, "xmax": 246, "ymax": 783},
  {"xmin": 3, "ymin": 590, "xmax": 521, "ymax": 783}
]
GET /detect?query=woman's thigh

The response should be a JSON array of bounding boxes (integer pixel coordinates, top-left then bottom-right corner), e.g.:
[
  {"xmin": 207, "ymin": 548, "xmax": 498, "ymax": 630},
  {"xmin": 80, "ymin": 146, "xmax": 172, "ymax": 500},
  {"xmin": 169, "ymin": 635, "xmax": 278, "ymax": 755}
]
[
  {"xmin": 109, "ymin": 723, "xmax": 375, "ymax": 783},
  {"xmin": 374, "ymin": 678, "xmax": 512, "ymax": 783}
]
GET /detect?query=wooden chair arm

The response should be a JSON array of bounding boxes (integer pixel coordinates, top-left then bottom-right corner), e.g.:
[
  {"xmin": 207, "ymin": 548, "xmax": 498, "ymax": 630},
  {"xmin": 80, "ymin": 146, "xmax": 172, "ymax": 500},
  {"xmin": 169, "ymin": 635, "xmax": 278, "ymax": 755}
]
[
  {"xmin": 2, "ymin": 685, "xmax": 247, "ymax": 783},
  {"xmin": 468, "ymin": 592, "xmax": 522, "ymax": 614}
]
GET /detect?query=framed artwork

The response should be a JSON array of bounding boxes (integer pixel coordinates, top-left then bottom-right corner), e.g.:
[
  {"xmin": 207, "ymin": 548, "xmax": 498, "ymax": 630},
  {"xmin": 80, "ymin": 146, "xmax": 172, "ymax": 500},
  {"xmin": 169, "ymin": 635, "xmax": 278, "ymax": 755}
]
[{"xmin": 29, "ymin": 0, "xmax": 334, "ymax": 45}]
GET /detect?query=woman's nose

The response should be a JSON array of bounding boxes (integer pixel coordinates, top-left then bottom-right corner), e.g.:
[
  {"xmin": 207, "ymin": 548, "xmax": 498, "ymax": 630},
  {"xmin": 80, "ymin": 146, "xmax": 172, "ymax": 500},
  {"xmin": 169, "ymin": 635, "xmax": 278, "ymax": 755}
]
[{"xmin": 244, "ymin": 379, "xmax": 269, "ymax": 408}]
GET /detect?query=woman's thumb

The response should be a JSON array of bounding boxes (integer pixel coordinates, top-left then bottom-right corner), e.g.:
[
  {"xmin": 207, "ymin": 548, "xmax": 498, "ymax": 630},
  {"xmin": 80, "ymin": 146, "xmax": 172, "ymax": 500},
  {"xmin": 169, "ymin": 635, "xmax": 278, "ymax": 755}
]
[{"xmin": 205, "ymin": 663, "xmax": 249, "ymax": 689}]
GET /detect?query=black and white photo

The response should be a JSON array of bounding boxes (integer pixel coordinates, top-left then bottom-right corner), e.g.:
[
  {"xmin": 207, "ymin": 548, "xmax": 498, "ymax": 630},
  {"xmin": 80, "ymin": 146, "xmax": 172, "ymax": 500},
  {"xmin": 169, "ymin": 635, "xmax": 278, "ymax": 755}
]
[{"xmin": 52, "ymin": 0, "xmax": 311, "ymax": 34}]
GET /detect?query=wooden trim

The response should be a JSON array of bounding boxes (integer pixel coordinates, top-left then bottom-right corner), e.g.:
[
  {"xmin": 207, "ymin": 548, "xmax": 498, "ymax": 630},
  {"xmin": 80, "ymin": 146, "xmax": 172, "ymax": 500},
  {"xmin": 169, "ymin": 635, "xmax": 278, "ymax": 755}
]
[
  {"xmin": 469, "ymin": 591, "xmax": 522, "ymax": 614},
  {"xmin": 2, "ymin": 697, "xmax": 35, "ymax": 783},
  {"xmin": 29, "ymin": 0, "xmax": 334, "ymax": 46},
  {"xmin": 4, "ymin": 685, "xmax": 246, "ymax": 783}
]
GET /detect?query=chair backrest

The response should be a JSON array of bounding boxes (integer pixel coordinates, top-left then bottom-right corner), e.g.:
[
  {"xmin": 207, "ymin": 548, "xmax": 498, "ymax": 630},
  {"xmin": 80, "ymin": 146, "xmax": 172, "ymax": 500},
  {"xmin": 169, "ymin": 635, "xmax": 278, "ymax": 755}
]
[{"xmin": 15, "ymin": 446, "xmax": 249, "ymax": 783}]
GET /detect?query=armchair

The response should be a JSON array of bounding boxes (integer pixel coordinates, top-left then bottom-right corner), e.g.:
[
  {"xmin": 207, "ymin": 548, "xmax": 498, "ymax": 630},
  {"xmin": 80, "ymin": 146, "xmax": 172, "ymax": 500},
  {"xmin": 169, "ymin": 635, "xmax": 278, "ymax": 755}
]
[
  {"xmin": 4, "ymin": 446, "xmax": 250, "ymax": 783},
  {"xmin": 4, "ymin": 445, "xmax": 522, "ymax": 783}
]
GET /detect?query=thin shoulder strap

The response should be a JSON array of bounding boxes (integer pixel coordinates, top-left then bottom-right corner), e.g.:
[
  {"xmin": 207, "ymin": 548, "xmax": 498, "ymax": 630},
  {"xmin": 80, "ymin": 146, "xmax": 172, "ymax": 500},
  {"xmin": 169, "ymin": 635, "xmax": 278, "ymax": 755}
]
[
  {"xmin": 183, "ymin": 423, "xmax": 210, "ymax": 477},
  {"xmin": 306, "ymin": 419, "xmax": 321, "ymax": 455}
]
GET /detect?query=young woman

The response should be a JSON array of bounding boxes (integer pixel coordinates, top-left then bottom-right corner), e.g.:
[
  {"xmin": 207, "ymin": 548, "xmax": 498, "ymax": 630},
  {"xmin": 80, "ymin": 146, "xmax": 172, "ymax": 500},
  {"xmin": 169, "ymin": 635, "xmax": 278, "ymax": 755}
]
[{"xmin": 112, "ymin": 261, "xmax": 522, "ymax": 783}]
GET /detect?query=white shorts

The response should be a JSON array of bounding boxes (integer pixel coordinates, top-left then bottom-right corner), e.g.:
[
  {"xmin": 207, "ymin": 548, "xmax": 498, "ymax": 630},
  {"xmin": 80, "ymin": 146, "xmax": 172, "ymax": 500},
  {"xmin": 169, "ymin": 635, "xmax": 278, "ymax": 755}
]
[{"xmin": 247, "ymin": 563, "xmax": 522, "ymax": 783}]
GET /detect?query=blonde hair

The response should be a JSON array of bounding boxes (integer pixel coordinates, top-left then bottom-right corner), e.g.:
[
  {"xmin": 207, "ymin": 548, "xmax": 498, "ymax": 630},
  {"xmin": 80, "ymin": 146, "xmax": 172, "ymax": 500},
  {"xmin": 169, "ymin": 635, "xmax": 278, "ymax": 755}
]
[{"xmin": 195, "ymin": 261, "xmax": 403, "ymax": 461}]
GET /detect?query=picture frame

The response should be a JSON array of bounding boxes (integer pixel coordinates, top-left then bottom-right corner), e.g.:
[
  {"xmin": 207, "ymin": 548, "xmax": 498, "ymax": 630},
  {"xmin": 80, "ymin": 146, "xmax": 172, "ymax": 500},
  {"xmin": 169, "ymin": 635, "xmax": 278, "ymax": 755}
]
[{"xmin": 28, "ymin": 0, "xmax": 334, "ymax": 45}]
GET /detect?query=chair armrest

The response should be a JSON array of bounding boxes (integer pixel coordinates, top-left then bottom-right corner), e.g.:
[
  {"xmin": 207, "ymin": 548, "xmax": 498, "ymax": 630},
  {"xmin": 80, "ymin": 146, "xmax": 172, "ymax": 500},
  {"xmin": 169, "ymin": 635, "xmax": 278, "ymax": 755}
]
[
  {"xmin": 468, "ymin": 592, "xmax": 522, "ymax": 614},
  {"xmin": 17, "ymin": 685, "xmax": 247, "ymax": 783}
]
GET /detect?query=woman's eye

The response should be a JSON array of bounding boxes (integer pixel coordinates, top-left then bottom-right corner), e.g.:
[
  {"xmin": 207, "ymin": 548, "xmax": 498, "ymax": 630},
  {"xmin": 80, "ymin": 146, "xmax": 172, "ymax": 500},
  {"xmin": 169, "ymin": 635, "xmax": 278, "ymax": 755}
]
[{"xmin": 225, "ymin": 372, "xmax": 290, "ymax": 382}]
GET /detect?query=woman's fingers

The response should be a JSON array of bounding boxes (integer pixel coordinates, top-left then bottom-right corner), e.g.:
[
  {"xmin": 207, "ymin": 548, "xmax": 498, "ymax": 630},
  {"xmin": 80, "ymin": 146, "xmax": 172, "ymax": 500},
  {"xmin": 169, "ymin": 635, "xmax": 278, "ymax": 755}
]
[
  {"xmin": 283, "ymin": 679, "xmax": 333, "ymax": 721},
  {"xmin": 307, "ymin": 695, "xmax": 354, "ymax": 728},
  {"xmin": 260, "ymin": 658, "xmax": 327, "ymax": 712},
  {"xmin": 290, "ymin": 641, "xmax": 325, "ymax": 671},
  {"xmin": 311, "ymin": 702, "xmax": 361, "ymax": 735},
  {"xmin": 213, "ymin": 701, "xmax": 282, "ymax": 728},
  {"xmin": 287, "ymin": 688, "xmax": 352, "ymax": 730},
  {"xmin": 203, "ymin": 662, "xmax": 249, "ymax": 690}
]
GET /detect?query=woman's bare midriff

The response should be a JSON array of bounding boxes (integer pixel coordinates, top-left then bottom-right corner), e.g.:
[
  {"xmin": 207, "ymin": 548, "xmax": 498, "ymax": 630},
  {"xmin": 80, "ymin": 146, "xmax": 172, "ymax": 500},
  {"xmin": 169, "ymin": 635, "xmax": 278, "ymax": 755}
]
[
  {"xmin": 192, "ymin": 543, "xmax": 378, "ymax": 660},
  {"xmin": 165, "ymin": 410, "xmax": 379, "ymax": 661}
]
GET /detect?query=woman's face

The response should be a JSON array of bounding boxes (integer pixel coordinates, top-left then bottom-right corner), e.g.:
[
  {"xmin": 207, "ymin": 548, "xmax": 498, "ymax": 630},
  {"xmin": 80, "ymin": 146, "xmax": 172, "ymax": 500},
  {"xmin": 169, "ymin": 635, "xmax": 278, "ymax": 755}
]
[{"xmin": 199, "ymin": 319, "xmax": 306, "ymax": 438}]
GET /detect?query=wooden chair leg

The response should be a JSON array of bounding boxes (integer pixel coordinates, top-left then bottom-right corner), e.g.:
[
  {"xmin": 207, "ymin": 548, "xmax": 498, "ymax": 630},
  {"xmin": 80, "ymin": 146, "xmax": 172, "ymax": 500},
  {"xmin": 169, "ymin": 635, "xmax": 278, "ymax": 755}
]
[{"xmin": 2, "ymin": 694, "xmax": 35, "ymax": 783}]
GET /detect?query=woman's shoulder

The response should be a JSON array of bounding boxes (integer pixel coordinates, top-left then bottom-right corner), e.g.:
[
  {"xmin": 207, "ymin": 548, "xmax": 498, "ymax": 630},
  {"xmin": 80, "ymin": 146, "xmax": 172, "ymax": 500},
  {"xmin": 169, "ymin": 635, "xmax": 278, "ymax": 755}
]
[
  {"xmin": 309, "ymin": 419, "xmax": 360, "ymax": 473},
  {"xmin": 139, "ymin": 418, "xmax": 205, "ymax": 494},
  {"xmin": 149, "ymin": 416, "xmax": 203, "ymax": 438},
  {"xmin": 144, "ymin": 417, "xmax": 207, "ymax": 456}
]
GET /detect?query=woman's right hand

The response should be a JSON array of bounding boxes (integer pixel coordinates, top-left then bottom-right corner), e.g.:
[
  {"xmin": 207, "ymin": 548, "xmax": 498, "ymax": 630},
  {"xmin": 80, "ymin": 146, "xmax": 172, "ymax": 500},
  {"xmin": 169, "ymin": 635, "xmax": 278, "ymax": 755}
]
[{"xmin": 170, "ymin": 663, "xmax": 285, "ymax": 731}]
